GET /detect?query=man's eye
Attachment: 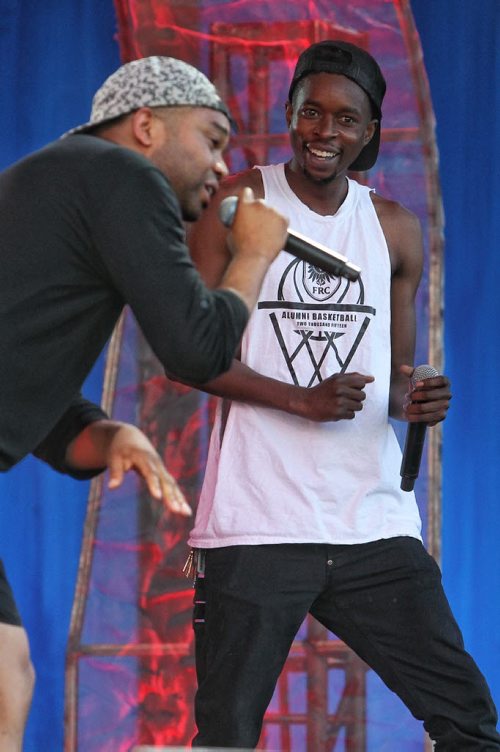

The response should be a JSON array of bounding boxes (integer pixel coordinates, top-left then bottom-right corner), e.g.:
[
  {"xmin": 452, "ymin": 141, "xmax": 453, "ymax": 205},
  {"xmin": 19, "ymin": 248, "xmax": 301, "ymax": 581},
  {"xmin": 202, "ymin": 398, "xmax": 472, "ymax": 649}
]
[{"xmin": 301, "ymin": 108, "xmax": 318, "ymax": 118}]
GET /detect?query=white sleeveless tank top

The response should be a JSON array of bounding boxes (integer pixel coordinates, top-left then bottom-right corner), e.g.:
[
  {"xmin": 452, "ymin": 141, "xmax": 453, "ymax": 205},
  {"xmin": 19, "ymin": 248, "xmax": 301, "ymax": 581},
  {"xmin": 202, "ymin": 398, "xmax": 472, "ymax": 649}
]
[{"xmin": 189, "ymin": 165, "xmax": 422, "ymax": 547}]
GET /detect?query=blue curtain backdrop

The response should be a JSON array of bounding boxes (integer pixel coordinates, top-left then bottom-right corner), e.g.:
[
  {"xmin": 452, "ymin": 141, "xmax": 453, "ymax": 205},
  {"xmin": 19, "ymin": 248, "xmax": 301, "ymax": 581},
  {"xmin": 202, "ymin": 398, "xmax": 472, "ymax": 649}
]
[
  {"xmin": 0, "ymin": 2, "xmax": 120, "ymax": 750},
  {"xmin": 411, "ymin": 0, "xmax": 500, "ymax": 715},
  {"xmin": 0, "ymin": 1, "xmax": 498, "ymax": 750}
]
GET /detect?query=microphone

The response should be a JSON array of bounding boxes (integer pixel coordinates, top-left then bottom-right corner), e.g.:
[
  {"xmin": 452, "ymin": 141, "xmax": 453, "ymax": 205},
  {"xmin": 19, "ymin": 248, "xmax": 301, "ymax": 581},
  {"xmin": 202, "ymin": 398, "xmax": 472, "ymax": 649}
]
[
  {"xmin": 400, "ymin": 364, "xmax": 439, "ymax": 491},
  {"xmin": 219, "ymin": 195, "xmax": 361, "ymax": 282}
]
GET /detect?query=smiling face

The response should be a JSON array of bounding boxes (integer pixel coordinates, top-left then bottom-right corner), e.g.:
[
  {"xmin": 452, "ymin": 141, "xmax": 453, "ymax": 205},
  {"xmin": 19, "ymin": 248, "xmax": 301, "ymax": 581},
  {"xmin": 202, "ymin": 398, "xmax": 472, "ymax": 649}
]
[
  {"xmin": 149, "ymin": 106, "xmax": 230, "ymax": 221},
  {"xmin": 286, "ymin": 72, "xmax": 377, "ymax": 185}
]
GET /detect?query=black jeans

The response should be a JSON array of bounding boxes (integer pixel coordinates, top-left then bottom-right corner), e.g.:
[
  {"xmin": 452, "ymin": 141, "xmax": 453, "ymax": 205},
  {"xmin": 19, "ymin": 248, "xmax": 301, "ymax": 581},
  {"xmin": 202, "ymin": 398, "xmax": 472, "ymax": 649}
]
[{"xmin": 192, "ymin": 539, "xmax": 500, "ymax": 750}]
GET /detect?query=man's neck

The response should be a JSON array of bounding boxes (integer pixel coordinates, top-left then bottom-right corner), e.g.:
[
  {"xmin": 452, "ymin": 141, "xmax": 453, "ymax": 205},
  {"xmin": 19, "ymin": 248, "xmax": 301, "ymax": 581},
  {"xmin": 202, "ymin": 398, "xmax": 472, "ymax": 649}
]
[{"xmin": 284, "ymin": 162, "xmax": 349, "ymax": 217}]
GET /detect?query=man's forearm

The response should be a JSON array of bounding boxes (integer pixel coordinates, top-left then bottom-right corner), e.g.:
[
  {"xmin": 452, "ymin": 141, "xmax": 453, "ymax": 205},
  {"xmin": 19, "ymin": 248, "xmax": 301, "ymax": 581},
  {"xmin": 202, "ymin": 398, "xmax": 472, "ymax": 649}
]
[
  {"xmin": 193, "ymin": 360, "xmax": 304, "ymax": 415},
  {"xmin": 218, "ymin": 252, "xmax": 274, "ymax": 315}
]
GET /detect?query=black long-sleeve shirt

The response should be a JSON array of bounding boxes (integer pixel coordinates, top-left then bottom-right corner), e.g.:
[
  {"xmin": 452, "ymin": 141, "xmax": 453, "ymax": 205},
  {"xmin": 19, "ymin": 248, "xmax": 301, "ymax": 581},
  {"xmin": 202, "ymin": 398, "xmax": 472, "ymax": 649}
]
[{"xmin": 0, "ymin": 135, "xmax": 247, "ymax": 470}]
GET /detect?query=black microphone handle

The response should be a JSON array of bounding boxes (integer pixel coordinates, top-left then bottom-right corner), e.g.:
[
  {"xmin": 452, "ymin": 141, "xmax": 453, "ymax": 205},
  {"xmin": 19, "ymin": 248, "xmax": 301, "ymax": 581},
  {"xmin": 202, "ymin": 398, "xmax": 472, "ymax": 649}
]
[
  {"xmin": 286, "ymin": 229, "xmax": 358, "ymax": 280},
  {"xmin": 400, "ymin": 422, "xmax": 427, "ymax": 492}
]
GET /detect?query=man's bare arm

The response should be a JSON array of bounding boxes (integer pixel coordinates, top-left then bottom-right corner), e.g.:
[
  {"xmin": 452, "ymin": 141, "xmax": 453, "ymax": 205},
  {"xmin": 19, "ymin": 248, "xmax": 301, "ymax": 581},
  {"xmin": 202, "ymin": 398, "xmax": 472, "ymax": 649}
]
[{"xmin": 373, "ymin": 194, "xmax": 451, "ymax": 423}]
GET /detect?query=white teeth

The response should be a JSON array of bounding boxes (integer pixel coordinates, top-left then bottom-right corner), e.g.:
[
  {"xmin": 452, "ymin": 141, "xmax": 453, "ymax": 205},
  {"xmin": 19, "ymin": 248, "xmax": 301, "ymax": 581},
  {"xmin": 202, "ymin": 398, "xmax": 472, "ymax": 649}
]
[{"xmin": 308, "ymin": 146, "xmax": 337, "ymax": 159}]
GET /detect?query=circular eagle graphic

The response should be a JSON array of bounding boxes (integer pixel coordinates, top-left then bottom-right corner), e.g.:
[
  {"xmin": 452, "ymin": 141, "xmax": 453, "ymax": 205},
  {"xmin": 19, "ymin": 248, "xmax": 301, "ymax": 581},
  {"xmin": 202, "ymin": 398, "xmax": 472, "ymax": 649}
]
[{"xmin": 277, "ymin": 260, "xmax": 364, "ymax": 341}]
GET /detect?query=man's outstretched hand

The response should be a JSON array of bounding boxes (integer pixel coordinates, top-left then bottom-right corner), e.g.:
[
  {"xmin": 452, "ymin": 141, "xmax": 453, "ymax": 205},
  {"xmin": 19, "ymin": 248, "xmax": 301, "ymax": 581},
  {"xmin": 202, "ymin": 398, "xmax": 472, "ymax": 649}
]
[{"xmin": 66, "ymin": 420, "xmax": 191, "ymax": 516}]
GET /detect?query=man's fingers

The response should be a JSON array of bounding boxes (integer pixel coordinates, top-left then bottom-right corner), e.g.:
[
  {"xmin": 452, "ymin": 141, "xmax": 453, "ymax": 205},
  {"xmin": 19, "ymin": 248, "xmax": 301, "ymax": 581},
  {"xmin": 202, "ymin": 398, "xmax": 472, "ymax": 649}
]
[
  {"xmin": 108, "ymin": 448, "xmax": 192, "ymax": 517},
  {"xmin": 240, "ymin": 185, "xmax": 255, "ymax": 204},
  {"xmin": 158, "ymin": 471, "xmax": 192, "ymax": 517},
  {"xmin": 399, "ymin": 364, "xmax": 414, "ymax": 379},
  {"xmin": 405, "ymin": 398, "xmax": 450, "ymax": 424},
  {"xmin": 107, "ymin": 456, "xmax": 126, "ymax": 490},
  {"xmin": 128, "ymin": 451, "xmax": 166, "ymax": 498}
]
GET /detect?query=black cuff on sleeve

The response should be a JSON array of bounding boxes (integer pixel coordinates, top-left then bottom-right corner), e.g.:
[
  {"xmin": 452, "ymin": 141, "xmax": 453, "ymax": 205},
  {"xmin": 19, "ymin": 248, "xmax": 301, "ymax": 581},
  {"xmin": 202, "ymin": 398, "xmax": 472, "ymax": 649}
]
[{"xmin": 33, "ymin": 396, "xmax": 108, "ymax": 479}]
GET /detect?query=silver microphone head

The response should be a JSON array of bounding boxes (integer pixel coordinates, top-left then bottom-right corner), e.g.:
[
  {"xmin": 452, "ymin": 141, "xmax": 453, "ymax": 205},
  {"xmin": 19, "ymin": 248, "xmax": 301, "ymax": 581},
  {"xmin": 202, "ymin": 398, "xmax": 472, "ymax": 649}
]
[
  {"xmin": 219, "ymin": 195, "xmax": 238, "ymax": 227},
  {"xmin": 411, "ymin": 364, "xmax": 439, "ymax": 386}
]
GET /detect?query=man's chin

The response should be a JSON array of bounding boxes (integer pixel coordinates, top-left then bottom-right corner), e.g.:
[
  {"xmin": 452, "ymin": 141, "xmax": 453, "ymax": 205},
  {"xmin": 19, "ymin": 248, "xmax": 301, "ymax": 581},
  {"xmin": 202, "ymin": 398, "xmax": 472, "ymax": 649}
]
[
  {"xmin": 181, "ymin": 204, "xmax": 203, "ymax": 223},
  {"xmin": 303, "ymin": 167, "xmax": 339, "ymax": 186}
]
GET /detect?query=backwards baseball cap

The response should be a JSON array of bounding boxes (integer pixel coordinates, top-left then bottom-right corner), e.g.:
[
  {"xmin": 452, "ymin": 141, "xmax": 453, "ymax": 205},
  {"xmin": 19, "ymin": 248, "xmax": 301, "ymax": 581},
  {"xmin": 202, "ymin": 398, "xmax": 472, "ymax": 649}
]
[
  {"xmin": 63, "ymin": 56, "xmax": 232, "ymax": 137},
  {"xmin": 288, "ymin": 40, "xmax": 386, "ymax": 171}
]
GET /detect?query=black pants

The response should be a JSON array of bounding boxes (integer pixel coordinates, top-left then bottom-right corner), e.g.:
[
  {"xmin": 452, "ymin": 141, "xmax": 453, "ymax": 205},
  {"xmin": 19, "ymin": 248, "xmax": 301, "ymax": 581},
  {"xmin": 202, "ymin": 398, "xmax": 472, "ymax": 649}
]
[{"xmin": 192, "ymin": 539, "xmax": 500, "ymax": 750}]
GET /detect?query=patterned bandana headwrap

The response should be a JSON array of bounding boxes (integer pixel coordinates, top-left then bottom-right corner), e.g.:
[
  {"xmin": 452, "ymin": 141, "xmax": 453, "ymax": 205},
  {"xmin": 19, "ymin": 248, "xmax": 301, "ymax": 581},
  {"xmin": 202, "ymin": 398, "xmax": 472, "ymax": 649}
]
[{"xmin": 62, "ymin": 56, "xmax": 232, "ymax": 137}]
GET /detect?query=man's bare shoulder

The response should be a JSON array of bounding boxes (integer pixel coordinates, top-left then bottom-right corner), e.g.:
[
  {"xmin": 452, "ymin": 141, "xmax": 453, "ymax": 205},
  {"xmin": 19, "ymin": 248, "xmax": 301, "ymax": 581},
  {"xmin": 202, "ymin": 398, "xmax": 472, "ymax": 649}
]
[
  {"xmin": 370, "ymin": 192, "xmax": 423, "ymax": 274},
  {"xmin": 370, "ymin": 191, "xmax": 420, "ymax": 234}
]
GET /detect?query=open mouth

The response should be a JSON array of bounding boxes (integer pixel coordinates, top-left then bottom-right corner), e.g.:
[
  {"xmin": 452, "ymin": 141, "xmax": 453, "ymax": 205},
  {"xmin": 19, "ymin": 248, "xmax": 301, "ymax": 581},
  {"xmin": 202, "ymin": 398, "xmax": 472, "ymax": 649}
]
[
  {"xmin": 200, "ymin": 183, "xmax": 217, "ymax": 207},
  {"xmin": 306, "ymin": 144, "xmax": 339, "ymax": 160}
]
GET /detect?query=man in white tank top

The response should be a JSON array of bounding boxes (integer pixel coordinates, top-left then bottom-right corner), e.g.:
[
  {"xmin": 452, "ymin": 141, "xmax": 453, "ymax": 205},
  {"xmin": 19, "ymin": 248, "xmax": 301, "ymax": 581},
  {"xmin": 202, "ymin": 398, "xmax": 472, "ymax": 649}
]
[{"xmin": 187, "ymin": 41, "xmax": 499, "ymax": 750}]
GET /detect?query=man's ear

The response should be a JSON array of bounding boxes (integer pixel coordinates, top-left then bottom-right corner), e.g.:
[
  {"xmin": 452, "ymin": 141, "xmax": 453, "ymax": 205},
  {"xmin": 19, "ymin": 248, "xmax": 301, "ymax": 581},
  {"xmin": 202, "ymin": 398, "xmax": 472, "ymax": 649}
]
[
  {"xmin": 130, "ymin": 107, "xmax": 156, "ymax": 147},
  {"xmin": 285, "ymin": 100, "xmax": 293, "ymax": 129},
  {"xmin": 363, "ymin": 119, "xmax": 378, "ymax": 146}
]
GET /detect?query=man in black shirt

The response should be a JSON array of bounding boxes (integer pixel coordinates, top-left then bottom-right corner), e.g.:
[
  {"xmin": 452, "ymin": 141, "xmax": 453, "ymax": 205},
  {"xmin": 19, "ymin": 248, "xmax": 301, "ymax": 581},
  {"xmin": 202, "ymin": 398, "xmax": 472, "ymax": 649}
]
[{"xmin": 0, "ymin": 55, "xmax": 288, "ymax": 749}]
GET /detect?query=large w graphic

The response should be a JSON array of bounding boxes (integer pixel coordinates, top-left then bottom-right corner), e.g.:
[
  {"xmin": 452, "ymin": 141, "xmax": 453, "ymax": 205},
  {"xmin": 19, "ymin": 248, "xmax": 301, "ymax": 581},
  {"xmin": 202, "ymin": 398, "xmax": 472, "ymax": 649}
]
[{"xmin": 269, "ymin": 311, "xmax": 372, "ymax": 387}]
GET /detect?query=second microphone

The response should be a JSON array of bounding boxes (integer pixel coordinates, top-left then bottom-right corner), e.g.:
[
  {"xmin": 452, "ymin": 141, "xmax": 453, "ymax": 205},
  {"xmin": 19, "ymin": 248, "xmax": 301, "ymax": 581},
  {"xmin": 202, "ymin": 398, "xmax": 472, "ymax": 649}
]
[{"xmin": 219, "ymin": 195, "xmax": 361, "ymax": 282}]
